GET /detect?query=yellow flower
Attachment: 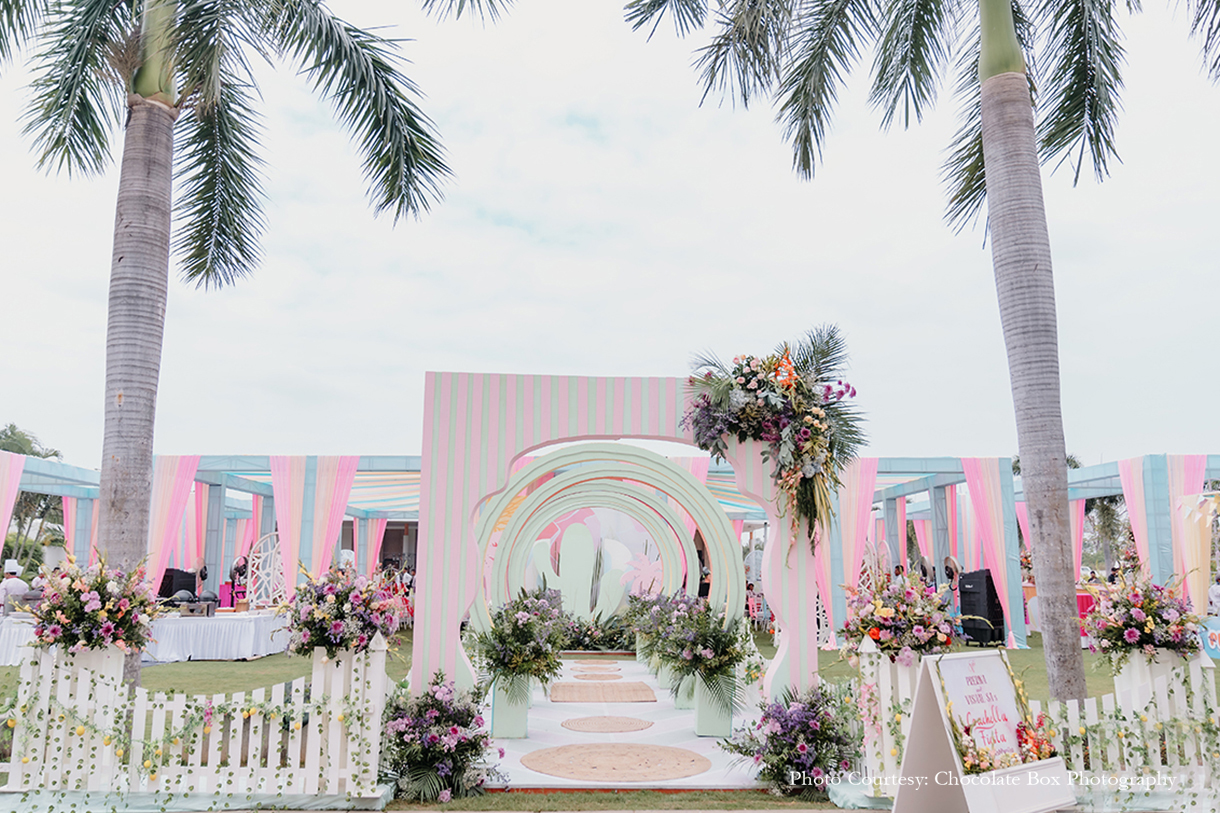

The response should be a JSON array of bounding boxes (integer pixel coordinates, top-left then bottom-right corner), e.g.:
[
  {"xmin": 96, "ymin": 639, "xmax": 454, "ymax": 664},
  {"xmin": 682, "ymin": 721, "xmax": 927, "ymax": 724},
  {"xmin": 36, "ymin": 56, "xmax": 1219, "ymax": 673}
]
[
  {"xmin": 337, "ymin": 713, "xmax": 345, "ymax": 723},
  {"xmin": 1078, "ymin": 726, "xmax": 1086, "ymax": 736},
  {"xmin": 21, "ymin": 757, "xmax": 30, "ymax": 764},
  {"xmin": 249, "ymin": 707, "xmax": 258, "ymax": 717},
  {"xmin": 116, "ymin": 748, "xmax": 124, "ymax": 758},
  {"xmin": 144, "ymin": 760, "xmax": 152, "ymax": 769},
  {"xmin": 76, "ymin": 726, "xmax": 85, "ymax": 736},
  {"xmin": 890, "ymin": 748, "xmax": 898, "ymax": 757},
  {"xmin": 294, "ymin": 721, "xmax": 302, "ymax": 731},
  {"xmin": 895, "ymin": 713, "xmax": 902, "ymax": 723}
]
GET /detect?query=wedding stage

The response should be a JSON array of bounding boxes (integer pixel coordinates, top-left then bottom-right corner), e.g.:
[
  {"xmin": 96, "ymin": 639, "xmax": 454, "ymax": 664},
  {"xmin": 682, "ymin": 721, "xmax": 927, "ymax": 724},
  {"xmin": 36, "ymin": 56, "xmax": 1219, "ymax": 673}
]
[{"xmin": 0, "ymin": 609, "xmax": 288, "ymax": 665}]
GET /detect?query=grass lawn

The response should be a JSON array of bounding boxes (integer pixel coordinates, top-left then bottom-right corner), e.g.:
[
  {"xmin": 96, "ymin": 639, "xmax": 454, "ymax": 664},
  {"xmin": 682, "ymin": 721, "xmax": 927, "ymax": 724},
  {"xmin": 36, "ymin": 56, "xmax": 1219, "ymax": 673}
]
[{"xmin": 390, "ymin": 790, "xmax": 835, "ymax": 810}]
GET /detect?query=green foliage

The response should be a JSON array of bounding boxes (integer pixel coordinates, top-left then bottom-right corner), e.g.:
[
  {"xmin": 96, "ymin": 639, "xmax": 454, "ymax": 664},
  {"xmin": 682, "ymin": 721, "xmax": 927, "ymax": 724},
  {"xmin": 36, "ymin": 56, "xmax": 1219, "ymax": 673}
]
[
  {"xmin": 381, "ymin": 672, "xmax": 505, "ymax": 802},
  {"xmin": 1, "ymin": 0, "xmax": 450, "ymax": 287},
  {"xmin": 562, "ymin": 612, "xmax": 634, "ymax": 651},
  {"xmin": 466, "ymin": 588, "xmax": 567, "ymax": 703}
]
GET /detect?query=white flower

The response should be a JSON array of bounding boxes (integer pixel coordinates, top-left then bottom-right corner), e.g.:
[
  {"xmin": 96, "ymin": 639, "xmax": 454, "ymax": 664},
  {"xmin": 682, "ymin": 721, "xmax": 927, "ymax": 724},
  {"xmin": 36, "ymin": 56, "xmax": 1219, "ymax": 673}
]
[{"xmin": 106, "ymin": 581, "xmax": 121, "ymax": 595}]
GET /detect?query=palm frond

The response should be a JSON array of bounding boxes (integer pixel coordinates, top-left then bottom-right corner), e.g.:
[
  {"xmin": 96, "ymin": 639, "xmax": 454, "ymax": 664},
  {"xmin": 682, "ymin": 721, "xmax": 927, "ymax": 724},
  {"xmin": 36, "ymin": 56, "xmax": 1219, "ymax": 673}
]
[
  {"xmin": 0, "ymin": 0, "xmax": 46, "ymax": 65},
  {"xmin": 869, "ymin": 0, "xmax": 958, "ymax": 129},
  {"xmin": 695, "ymin": 0, "xmax": 794, "ymax": 108},
  {"xmin": 1189, "ymin": 0, "xmax": 1220, "ymax": 79},
  {"xmin": 173, "ymin": 77, "xmax": 266, "ymax": 288},
  {"xmin": 624, "ymin": 0, "xmax": 708, "ymax": 39},
  {"xmin": 785, "ymin": 324, "xmax": 850, "ymax": 383},
  {"xmin": 696, "ymin": 670, "xmax": 741, "ymax": 714},
  {"xmin": 20, "ymin": 0, "xmax": 132, "ymax": 176},
  {"xmin": 419, "ymin": 0, "xmax": 512, "ymax": 22},
  {"xmin": 773, "ymin": 0, "xmax": 876, "ymax": 178},
  {"xmin": 1034, "ymin": 0, "xmax": 1126, "ymax": 184},
  {"xmin": 940, "ymin": 0, "xmax": 1034, "ymax": 229},
  {"xmin": 267, "ymin": 0, "xmax": 450, "ymax": 220},
  {"xmin": 176, "ymin": 0, "xmax": 265, "ymax": 111}
]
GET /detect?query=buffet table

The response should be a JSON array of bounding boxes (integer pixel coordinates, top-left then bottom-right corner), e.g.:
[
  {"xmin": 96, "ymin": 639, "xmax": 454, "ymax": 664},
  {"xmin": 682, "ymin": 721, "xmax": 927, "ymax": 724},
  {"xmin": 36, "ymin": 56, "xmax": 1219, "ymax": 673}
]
[{"xmin": 0, "ymin": 610, "xmax": 289, "ymax": 666}]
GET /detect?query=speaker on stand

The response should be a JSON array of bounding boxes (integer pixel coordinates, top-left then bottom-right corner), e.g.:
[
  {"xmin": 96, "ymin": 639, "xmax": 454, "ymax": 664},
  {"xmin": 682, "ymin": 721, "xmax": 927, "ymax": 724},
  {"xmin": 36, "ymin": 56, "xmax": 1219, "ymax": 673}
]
[{"xmin": 959, "ymin": 568, "xmax": 1004, "ymax": 645}]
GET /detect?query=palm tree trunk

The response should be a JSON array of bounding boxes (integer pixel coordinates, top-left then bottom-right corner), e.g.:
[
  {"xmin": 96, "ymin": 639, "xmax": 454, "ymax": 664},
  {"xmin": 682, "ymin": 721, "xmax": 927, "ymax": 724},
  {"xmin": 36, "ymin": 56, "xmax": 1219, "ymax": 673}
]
[
  {"xmin": 981, "ymin": 69, "xmax": 1086, "ymax": 701},
  {"xmin": 98, "ymin": 96, "xmax": 178, "ymax": 687}
]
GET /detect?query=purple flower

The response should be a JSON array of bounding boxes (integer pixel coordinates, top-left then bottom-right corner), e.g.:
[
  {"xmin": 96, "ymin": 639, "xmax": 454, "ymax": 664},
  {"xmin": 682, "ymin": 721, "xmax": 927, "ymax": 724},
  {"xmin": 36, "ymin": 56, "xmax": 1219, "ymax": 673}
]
[
  {"xmin": 438, "ymin": 789, "xmax": 452, "ymax": 803},
  {"xmin": 1131, "ymin": 607, "xmax": 1147, "ymax": 622}
]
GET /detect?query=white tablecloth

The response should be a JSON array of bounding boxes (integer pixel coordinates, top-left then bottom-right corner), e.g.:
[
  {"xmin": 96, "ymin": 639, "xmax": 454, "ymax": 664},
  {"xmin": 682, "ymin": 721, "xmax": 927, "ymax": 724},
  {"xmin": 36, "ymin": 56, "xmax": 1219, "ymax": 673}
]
[
  {"xmin": 0, "ymin": 611, "xmax": 289, "ymax": 666},
  {"xmin": 143, "ymin": 610, "xmax": 289, "ymax": 663}
]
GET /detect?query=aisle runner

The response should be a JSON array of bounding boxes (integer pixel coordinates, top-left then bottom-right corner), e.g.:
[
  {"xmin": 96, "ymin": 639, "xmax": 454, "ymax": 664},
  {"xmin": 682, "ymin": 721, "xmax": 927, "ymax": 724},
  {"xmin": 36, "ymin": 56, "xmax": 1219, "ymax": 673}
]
[
  {"xmin": 521, "ymin": 744, "xmax": 710, "ymax": 781},
  {"xmin": 561, "ymin": 716, "xmax": 654, "ymax": 733},
  {"xmin": 574, "ymin": 674, "xmax": 622, "ymax": 681},
  {"xmin": 550, "ymin": 681, "xmax": 656, "ymax": 702}
]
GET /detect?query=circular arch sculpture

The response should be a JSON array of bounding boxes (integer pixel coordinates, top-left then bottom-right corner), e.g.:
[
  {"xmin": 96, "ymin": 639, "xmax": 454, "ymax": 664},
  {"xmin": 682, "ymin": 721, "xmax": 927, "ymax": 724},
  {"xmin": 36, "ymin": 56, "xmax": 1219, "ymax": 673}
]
[
  {"xmin": 468, "ymin": 484, "xmax": 698, "ymax": 633},
  {"xmin": 473, "ymin": 443, "xmax": 744, "ymax": 626}
]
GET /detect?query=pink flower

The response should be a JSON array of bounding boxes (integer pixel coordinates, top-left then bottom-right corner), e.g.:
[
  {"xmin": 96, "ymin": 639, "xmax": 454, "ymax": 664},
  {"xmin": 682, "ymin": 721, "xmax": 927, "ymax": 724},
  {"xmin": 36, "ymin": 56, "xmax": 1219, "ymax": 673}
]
[
  {"xmin": 1124, "ymin": 628, "xmax": 1141, "ymax": 643},
  {"xmin": 797, "ymin": 742, "xmax": 808, "ymax": 753},
  {"xmin": 438, "ymin": 789, "xmax": 452, "ymax": 803}
]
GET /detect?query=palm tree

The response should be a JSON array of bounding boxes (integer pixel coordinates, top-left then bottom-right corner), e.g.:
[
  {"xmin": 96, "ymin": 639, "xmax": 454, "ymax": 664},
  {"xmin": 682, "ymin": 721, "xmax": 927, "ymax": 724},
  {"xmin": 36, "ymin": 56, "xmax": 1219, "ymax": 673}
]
[{"xmin": 2, "ymin": 2, "xmax": 448, "ymax": 590}]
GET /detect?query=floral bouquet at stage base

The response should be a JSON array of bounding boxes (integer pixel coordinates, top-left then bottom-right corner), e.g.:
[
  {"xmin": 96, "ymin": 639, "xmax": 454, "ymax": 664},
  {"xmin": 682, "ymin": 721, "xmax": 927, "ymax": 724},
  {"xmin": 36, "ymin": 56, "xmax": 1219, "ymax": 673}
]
[
  {"xmin": 563, "ymin": 612, "xmax": 634, "ymax": 651},
  {"xmin": 682, "ymin": 325, "xmax": 865, "ymax": 551},
  {"xmin": 285, "ymin": 569, "xmax": 407, "ymax": 659},
  {"xmin": 1083, "ymin": 574, "xmax": 1201, "ymax": 671},
  {"xmin": 466, "ymin": 587, "xmax": 567, "ymax": 702},
  {"xmin": 652, "ymin": 598, "xmax": 748, "ymax": 712},
  {"xmin": 30, "ymin": 556, "xmax": 160, "ymax": 653},
  {"xmin": 840, "ymin": 572, "xmax": 960, "ymax": 665},
  {"xmin": 381, "ymin": 671, "xmax": 506, "ymax": 802},
  {"xmin": 721, "ymin": 683, "xmax": 859, "ymax": 798}
]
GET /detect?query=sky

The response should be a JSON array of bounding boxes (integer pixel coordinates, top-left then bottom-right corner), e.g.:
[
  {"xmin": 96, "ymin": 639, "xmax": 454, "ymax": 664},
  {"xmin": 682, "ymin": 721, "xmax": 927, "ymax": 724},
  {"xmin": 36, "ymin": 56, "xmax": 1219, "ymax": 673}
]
[{"xmin": 1, "ymin": 0, "xmax": 1218, "ymax": 471}]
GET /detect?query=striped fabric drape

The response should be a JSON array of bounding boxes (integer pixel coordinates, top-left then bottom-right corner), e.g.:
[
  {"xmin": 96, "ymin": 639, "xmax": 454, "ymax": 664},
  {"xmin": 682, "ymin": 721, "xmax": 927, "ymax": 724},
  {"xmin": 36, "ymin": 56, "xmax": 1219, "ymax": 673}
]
[
  {"xmin": 0, "ymin": 452, "xmax": 26, "ymax": 551},
  {"xmin": 148, "ymin": 456, "xmax": 201, "ymax": 590},
  {"xmin": 961, "ymin": 457, "xmax": 1017, "ymax": 647}
]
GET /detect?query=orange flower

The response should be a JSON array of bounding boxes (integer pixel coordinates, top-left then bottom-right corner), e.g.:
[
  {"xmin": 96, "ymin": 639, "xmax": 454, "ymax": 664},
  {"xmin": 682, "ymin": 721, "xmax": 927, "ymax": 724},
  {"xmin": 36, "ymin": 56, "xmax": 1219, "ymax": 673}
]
[{"xmin": 868, "ymin": 627, "xmax": 881, "ymax": 640}]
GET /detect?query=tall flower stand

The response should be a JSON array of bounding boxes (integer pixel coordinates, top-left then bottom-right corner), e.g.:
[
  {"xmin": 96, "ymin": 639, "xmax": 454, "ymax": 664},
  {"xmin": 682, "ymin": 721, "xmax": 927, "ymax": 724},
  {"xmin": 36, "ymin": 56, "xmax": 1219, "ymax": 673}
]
[
  {"xmin": 694, "ymin": 677, "xmax": 733, "ymax": 737},
  {"xmin": 1113, "ymin": 648, "xmax": 1195, "ymax": 715},
  {"xmin": 857, "ymin": 639, "xmax": 921, "ymax": 798},
  {"xmin": 491, "ymin": 679, "xmax": 529, "ymax": 738},
  {"xmin": 673, "ymin": 675, "xmax": 695, "ymax": 709},
  {"xmin": 656, "ymin": 662, "xmax": 674, "ymax": 690}
]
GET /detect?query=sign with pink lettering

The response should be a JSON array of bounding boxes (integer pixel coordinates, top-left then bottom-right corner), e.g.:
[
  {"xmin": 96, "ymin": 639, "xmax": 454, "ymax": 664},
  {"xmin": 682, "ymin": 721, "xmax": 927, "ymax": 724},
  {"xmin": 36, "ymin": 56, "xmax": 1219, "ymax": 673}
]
[{"xmin": 936, "ymin": 653, "xmax": 1023, "ymax": 759}]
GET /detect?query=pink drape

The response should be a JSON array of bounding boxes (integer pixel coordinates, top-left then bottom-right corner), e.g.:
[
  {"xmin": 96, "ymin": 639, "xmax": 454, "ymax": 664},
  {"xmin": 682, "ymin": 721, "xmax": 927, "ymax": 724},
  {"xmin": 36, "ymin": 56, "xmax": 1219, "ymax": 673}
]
[
  {"xmin": 148, "ymin": 456, "xmax": 201, "ymax": 589},
  {"xmin": 182, "ymin": 483, "xmax": 208, "ymax": 569},
  {"xmin": 838, "ymin": 458, "xmax": 879, "ymax": 589},
  {"xmin": 238, "ymin": 495, "xmax": 262, "ymax": 559},
  {"xmin": 363, "ymin": 517, "xmax": 390, "ymax": 577},
  {"xmin": 309, "ymin": 456, "xmax": 360, "ymax": 576},
  {"xmin": 271, "ymin": 456, "xmax": 307, "ymax": 595},
  {"xmin": 61, "ymin": 495, "xmax": 76, "ymax": 554},
  {"xmin": 913, "ymin": 519, "xmax": 931, "ymax": 559},
  {"xmin": 1167, "ymin": 455, "xmax": 1208, "ymax": 579},
  {"xmin": 1015, "ymin": 502, "xmax": 1030, "ymax": 547},
  {"xmin": 962, "ymin": 457, "xmax": 1017, "ymax": 647},
  {"xmin": 896, "ymin": 497, "xmax": 907, "ymax": 555},
  {"xmin": 0, "ymin": 452, "xmax": 26, "ymax": 551},
  {"xmin": 946, "ymin": 485, "xmax": 958, "ymax": 561},
  {"xmin": 667, "ymin": 457, "xmax": 712, "ymax": 551},
  {"xmin": 89, "ymin": 506, "xmax": 99, "ymax": 565},
  {"xmin": 1117, "ymin": 457, "xmax": 1149, "ymax": 572},
  {"xmin": 812, "ymin": 526, "xmax": 837, "ymax": 648}
]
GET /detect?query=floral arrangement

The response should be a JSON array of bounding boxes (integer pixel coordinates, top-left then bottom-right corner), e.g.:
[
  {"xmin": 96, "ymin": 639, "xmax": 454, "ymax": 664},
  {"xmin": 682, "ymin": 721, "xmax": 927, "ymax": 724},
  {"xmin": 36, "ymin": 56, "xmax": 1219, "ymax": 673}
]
[
  {"xmin": 466, "ymin": 587, "xmax": 567, "ymax": 702},
  {"xmin": 285, "ymin": 569, "xmax": 408, "ymax": 659},
  {"xmin": 721, "ymin": 683, "xmax": 859, "ymax": 797},
  {"xmin": 651, "ymin": 598, "xmax": 749, "ymax": 712},
  {"xmin": 563, "ymin": 612, "xmax": 634, "ymax": 651},
  {"xmin": 30, "ymin": 555, "xmax": 160, "ymax": 653},
  {"xmin": 841, "ymin": 572, "xmax": 960, "ymax": 664},
  {"xmin": 381, "ymin": 672, "xmax": 505, "ymax": 802},
  {"xmin": 630, "ymin": 591, "xmax": 703, "ymax": 660},
  {"xmin": 683, "ymin": 325, "xmax": 865, "ymax": 549},
  {"xmin": 1083, "ymin": 574, "xmax": 1201, "ymax": 671}
]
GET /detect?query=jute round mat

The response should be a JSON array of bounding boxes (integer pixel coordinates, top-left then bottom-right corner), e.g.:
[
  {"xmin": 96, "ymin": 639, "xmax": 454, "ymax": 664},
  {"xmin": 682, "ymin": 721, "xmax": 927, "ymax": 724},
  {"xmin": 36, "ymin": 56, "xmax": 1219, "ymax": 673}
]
[
  {"xmin": 561, "ymin": 716, "xmax": 654, "ymax": 733},
  {"xmin": 573, "ymin": 665, "xmax": 620, "ymax": 672},
  {"xmin": 574, "ymin": 673, "xmax": 622, "ymax": 681},
  {"xmin": 521, "ymin": 743, "xmax": 710, "ymax": 781},
  {"xmin": 575, "ymin": 658, "xmax": 617, "ymax": 664}
]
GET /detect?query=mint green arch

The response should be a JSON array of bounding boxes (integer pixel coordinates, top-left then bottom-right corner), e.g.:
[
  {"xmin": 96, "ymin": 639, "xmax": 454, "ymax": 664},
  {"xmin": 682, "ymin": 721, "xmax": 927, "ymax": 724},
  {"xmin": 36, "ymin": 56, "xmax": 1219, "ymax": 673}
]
[
  {"xmin": 469, "ymin": 486, "xmax": 695, "ymax": 634},
  {"xmin": 494, "ymin": 481, "xmax": 696, "ymax": 600},
  {"xmin": 473, "ymin": 442, "xmax": 744, "ymax": 627}
]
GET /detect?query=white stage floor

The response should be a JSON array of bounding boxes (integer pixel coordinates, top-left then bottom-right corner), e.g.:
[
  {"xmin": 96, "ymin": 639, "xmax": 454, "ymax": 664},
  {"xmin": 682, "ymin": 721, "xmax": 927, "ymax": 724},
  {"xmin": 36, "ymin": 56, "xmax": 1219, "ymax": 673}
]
[{"xmin": 492, "ymin": 656, "xmax": 765, "ymax": 790}]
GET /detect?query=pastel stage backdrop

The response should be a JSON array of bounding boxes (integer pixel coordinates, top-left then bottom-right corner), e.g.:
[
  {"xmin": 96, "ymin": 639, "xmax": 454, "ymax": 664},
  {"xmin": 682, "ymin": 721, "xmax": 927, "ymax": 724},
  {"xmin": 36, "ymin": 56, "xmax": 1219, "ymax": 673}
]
[{"xmin": 411, "ymin": 373, "xmax": 821, "ymax": 695}]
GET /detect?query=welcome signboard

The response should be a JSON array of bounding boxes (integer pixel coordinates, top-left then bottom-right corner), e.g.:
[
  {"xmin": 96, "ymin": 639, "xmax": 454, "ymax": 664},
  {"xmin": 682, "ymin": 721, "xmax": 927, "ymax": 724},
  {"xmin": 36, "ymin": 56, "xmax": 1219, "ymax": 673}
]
[{"xmin": 892, "ymin": 651, "xmax": 1076, "ymax": 813}]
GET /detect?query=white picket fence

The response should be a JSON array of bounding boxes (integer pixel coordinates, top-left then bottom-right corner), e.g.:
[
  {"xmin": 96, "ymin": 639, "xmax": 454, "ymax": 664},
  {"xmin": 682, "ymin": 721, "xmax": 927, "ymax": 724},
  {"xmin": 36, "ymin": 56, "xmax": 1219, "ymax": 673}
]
[
  {"xmin": 1, "ymin": 639, "xmax": 388, "ymax": 803},
  {"xmin": 855, "ymin": 648, "xmax": 1220, "ymax": 803}
]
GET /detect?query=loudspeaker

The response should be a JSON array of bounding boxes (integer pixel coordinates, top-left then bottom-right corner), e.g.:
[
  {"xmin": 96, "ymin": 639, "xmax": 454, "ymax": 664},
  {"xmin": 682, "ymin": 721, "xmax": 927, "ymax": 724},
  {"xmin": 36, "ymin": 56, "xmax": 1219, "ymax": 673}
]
[
  {"xmin": 158, "ymin": 568, "xmax": 197, "ymax": 600},
  {"xmin": 959, "ymin": 568, "xmax": 1004, "ymax": 645}
]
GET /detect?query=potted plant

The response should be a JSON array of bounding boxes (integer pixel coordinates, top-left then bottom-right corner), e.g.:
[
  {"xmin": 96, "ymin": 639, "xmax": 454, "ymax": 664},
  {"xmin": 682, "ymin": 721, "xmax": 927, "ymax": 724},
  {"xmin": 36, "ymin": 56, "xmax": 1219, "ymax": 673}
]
[
  {"xmin": 1083, "ymin": 574, "xmax": 1201, "ymax": 711},
  {"xmin": 30, "ymin": 555, "xmax": 161, "ymax": 678},
  {"xmin": 381, "ymin": 672, "xmax": 506, "ymax": 802},
  {"xmin": 467, "ymin": 588, "xmax": 566, "ymax": 738},
  {"xmin": 285, "ymin": 569, "xmax": 407, "ymax": 660},
  {"xmin": 654, "ymin": 598, "xmax": 748, "ymax": 735}
]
